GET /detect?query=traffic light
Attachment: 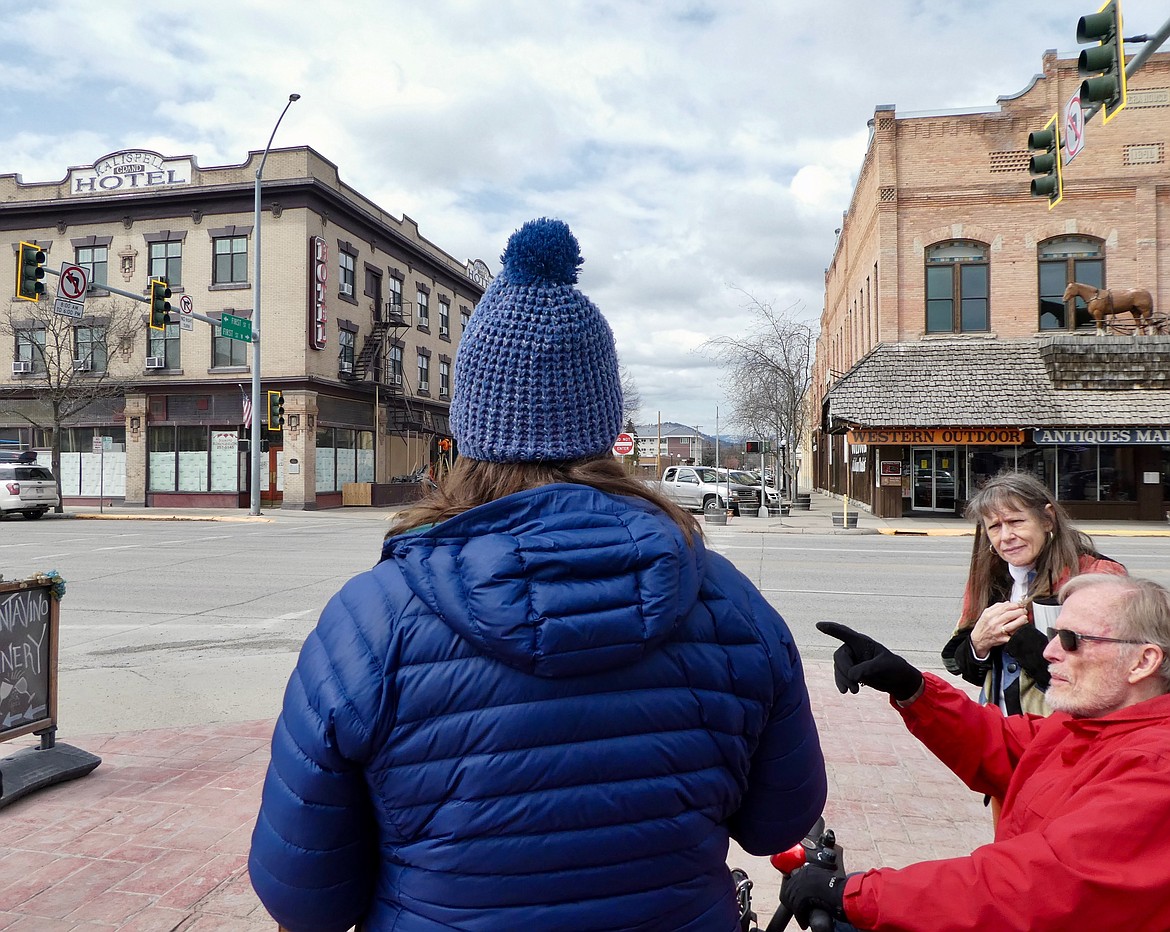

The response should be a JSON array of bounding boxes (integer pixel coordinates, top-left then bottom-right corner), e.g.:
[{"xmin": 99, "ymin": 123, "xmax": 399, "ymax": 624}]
[
  {"xmin": 148, "ymin": 278, "xmax": 172, "ymax": 330},
  {"xmin": 1028, "ymin": 115, "xmax": 1063, "ymax": 209},
  {"xmin": 1077, "ymin": 0, "xmax": 1126, "ymax": 122},
  {"xmin": 267, "ymin": 391, "xmax": 285, "ymax": 429},
  {"xmin": 16, "ymin": 242, "xmax": 46, "ymax": 301},
  {"xmin": 745, "ymin": 441, "xmax": 762, "ymax": 454}
]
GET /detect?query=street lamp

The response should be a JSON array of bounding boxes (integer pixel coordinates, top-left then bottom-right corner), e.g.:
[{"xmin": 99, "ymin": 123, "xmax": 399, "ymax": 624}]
[{"xmin": 250, "ymin": 93, "xmax": 300, "ymax": 516}]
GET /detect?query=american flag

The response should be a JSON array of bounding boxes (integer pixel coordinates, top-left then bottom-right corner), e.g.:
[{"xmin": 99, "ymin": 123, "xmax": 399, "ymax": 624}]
[{"xmin": 241, "ymin": 389, "xmax": 252, "ymax": 428}]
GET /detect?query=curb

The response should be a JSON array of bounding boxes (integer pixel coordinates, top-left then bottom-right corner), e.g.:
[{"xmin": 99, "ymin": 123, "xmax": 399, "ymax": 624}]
[{"xmin": 63, "ymin": 513, "xmax": 273, "ymax": 523}]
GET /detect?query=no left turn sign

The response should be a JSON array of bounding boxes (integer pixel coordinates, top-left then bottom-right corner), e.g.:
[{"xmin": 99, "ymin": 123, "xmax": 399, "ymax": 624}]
[
  {"xmin": 58, "ymin": 263, "xmax": 88, "ymax": 301},
  {"xmin": 1064, "ymin": 94, "xmax": 1085, "ymax": 163}
]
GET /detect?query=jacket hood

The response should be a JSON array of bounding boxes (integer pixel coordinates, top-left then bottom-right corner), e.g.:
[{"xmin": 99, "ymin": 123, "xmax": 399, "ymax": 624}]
[{"xmin": 381, "ymin": 484, "xmax": 704, "ymax": 678}]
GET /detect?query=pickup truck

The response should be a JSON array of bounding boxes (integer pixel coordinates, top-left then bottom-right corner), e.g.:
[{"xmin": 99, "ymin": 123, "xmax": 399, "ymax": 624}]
[{"xmin": 659, "ymin": 465, "xmax": 761, "ymax": 515}]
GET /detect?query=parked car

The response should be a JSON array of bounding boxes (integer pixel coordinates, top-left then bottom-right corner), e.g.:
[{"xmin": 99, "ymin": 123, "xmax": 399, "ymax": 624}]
[
  {"xmin": 659, "ymin": 465, "xmax": 761, "ymax": 516},
  {"xmin": 717, "ymin": 469, "xmax": 781, "ymax": 508},
  {"xmin": 0, "ymin": 464, "xmax": 59, "ymax": 519}
]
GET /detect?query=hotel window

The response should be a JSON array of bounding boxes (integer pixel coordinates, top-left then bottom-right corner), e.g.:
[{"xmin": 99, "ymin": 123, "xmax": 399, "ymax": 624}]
[
  {"xmin": 74, "ymin": 324, "xmax": 108, "ymax": 372},
  {"xmin": 417, "ymin": 350, "xmax": 430, "ymax": 393},
  {"xmin": 439, "ymin": 359, "xmax": 450, "ymax": 398},
  {"xmin": 460, "ymin": 306, "xmax": 471, "ymax": 332},
  {"xmin": 75, "ymin": 245, "xmax": 108, "ymax": 290},
  {"xmin": 417, "ymin": 288, "xmax": 430, "ymax": 328},
  {"xmin": 212, "ymin": 313, "xmax": 249, "ymax": 368},
  {"xmin": 15, "ymin": 327, "xmax": 47, "ymax": 373},
  {"xmin": 149, "ymin": 240, "xmax": 183, "ymax": 287},
  {"xmin": 385, "ymin": 343, "xmax": 403, "ymax": 386},
  {"xmin": 388, "ymin": 276, "xmax": 403, "ymax": 312},
  {"xmin": 213, "ymin": 236, "xmax": 248, "ymax": 284},
  {"xmin": 439, "ymin": 299, "xmax": 450, "ymax": 337},
  {"xmin": 924, "ymin": 240, "xmax": 989, "ymax": 333},
  {"xmin": 148, "ymin": 323, "xmax": 181, "ymax": 369},
  {"xmin": 1038, "ymin": 236, "xmax": 1104, "ymax": 331},
  {"xmin": 338, "ymin": 328, "xmax": 355, "ymax": 373},
  {"xmin": 339, "ymin": 251, "xmax": 356, "ymax": 298}
]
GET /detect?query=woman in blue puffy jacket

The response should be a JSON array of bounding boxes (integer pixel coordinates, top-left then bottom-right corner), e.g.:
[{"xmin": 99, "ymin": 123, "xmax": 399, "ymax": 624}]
[{"xmin": 249, "ymin": 218, "xmax": 827, "ymax": 931}]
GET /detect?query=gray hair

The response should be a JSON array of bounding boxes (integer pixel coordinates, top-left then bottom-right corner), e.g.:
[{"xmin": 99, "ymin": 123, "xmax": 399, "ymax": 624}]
[{"xmin": 1060, "ymin": 574, "xmax": 1170, "ymax": 690}]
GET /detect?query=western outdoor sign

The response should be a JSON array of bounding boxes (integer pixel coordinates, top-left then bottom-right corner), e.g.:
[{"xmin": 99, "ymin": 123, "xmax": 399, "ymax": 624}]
[{"xmin": 846, "ymin": 428, "xmax": 1025, "ymax": 445}]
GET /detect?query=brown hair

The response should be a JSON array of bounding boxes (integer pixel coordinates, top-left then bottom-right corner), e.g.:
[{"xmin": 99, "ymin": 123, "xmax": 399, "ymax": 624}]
[
  {"xmin": 388, "ymin": 455, "xmax": 700, "ymax": 545},
  {"xmin": 959, "ymin": 471, "xmax": 1097, "ymax": 626}
]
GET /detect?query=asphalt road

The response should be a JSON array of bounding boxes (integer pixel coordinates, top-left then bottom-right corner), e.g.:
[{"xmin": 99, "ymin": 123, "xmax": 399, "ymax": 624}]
[{"xmin": 5, "ymin": 516, "xmax": 1168, "ymax": 736}]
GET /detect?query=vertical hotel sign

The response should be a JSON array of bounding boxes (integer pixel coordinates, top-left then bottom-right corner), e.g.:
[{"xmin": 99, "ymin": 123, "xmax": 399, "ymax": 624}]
[{"xmin": 308, "ymin": 236, "xmax": 328, "ymax": 350}]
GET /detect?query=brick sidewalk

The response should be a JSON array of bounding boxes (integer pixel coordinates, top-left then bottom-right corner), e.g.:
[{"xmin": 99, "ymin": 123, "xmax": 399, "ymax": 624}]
[{"xmin": 0, "ymin": 661, "xmax": 992, "ymax": 930}]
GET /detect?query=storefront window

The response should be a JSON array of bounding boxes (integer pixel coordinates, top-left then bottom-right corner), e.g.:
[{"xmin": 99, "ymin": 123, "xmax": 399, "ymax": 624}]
[
  {"xmin": 148, "ymin": 425, "xmax": 241, "ymax": 492},
  {"xmin": 178, "ymin": 426, "xmax": 209, "ymax": 491},
  {"xmin": 335, "ymin": 429, "xmax": 357, "ymax": 486},
  {"xmin": 1162, "ymin": 446, "xmax": 1170, "ymax": 501},
  {"xmin": 357, "ymin": 431, "xmax": 374, "ymax": 482},
  {"xmin": 1016, "ymin": 446, "xmax": 1056, "ymax": 494},
  {"xmin": 58, "ymin": 427, "xmax": 127, "ymax": 497},
  {"xmin": 316, "ymin": 427, "xmax": 336, "ymax": 492},
  {"xmin": 148, "ymin": 426, "xmax": 177, "ymax": 491}
]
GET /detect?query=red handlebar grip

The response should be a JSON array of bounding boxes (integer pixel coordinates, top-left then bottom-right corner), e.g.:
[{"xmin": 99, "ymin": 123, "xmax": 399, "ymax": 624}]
[{"xmin": 770, "ymin": 845, "xmax": 807, "ymax": 874}]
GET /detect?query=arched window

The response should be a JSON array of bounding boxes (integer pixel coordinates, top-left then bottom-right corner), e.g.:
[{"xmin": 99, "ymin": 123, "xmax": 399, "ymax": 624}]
[
  {"xmin": 1037, "ymin": 236, "xmax": 1104, "ymax": 331},
  {"xmin": 925, "ymin": 240, "xmax": 989, "ymax": 333}
]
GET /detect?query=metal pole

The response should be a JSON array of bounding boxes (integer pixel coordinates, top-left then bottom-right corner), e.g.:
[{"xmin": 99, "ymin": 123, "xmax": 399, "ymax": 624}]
[{"xmin": 250, "ymin": 93, "xmax": 301, "ymax": 516}]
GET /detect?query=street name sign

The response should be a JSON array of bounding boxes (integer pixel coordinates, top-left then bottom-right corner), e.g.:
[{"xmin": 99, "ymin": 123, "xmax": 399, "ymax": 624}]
[{"xmin": 220, "ymin": 313, "xmax": 252, "ymax": 343}]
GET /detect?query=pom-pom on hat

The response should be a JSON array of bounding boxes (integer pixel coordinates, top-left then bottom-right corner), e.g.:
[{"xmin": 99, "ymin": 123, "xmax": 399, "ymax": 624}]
[{"xmin": 451, "ymin": 218, "xmax": 623, "ymax": 462}]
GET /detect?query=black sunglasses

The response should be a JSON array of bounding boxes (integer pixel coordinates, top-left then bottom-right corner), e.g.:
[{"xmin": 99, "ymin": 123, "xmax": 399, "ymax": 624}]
[{"xmin": 1047, "ymin": 627, "xmax": 1146, "ymax": 652}]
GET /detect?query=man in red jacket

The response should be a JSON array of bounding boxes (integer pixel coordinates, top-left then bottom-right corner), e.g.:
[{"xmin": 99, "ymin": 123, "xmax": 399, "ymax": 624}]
[{"xmin": 782, "ymin": 573, "xmax": 1170, "ymax": 932}]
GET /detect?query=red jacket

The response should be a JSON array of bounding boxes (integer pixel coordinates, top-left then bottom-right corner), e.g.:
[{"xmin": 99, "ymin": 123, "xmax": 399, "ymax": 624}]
[{"xmin": 844, "ymin": 674, "xmax": 1170, "ymax": 931}]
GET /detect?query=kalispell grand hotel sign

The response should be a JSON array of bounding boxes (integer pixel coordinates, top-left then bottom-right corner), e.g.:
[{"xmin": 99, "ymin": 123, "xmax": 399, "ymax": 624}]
[{"xmin": 67, "ymin": 150, "xmax": 192, "ymax": 195}]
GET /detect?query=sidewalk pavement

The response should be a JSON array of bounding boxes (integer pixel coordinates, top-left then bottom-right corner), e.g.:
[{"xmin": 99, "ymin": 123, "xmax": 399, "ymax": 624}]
[
  {"xmin": 5, "ymin": 491, "xmax": 1164, "ymax": 929},
  {"xmin": 46, "ymin": 488, "xmax": 1170, "ymax": 538},
  {"xmin": 0, "ymin": 663, "xmax": 992, "ymax": 932}
]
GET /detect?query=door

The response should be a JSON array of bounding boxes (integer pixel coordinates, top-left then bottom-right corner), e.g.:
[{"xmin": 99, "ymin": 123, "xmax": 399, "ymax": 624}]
[
  {"xmin": 911, "ymin": 448, "xmax": 957, "ymax": 512},
  {"xmin": 264, "ymin": 444, "xmax": 284, "ymax": 506},
  {"xmin": 674, "ymin": 467, "xmax": 702, "ymax": 508}
]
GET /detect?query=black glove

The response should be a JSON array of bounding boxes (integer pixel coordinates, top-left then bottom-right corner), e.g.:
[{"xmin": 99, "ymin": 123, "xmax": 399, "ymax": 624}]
[
  {"xmin": 816, "ymin": 621, "xmax": 924, "ymax": 702},
  {"xmin": 779, "ymin": 864, "xmax": 847, "ymax": 929},
  {"xmin": 1005, "ymin": 624, "xmax": 1051, "ymax": 690}
]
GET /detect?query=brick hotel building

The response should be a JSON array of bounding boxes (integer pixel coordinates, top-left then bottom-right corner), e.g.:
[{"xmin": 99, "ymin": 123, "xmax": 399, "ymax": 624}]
[
  {"xmin": 1, "ymin": 146, "xmax": 488, "ymax": 509},
  {"xmin": 811, "ymin": 50, "xmax": 1170, "ymax": 522}
]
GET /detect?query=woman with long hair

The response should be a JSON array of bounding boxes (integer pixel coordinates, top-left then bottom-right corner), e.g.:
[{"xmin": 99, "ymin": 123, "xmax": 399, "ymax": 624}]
[
  {"xmin": 250, "ymin": 218, "xmax": 827, "ymax": 932},
  {"xmin": 942, "ymin": 470, "xmax": 1126, "ymax": 716}
]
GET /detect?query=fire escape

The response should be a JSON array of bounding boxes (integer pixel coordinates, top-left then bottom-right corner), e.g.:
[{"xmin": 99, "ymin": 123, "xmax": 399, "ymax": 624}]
[{"xmin": 347, "ymin": 301, "xmax": 433, "ymax": 433}]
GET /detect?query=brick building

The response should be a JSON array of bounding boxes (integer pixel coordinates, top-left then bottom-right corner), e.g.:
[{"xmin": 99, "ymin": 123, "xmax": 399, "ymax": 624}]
[
  {"xmin": 811, "ymin": 50, "xmax": 1170, "ymax": 521},
  {"xmin": 2, "ymin": 146, "xmax": 487, "ymax": 509}
]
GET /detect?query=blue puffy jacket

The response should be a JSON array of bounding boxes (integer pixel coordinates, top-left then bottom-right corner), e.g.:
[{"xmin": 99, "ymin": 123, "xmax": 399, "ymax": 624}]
[{"xmin": 250, "ymin": 484, "xmax": 826, "ymax": 931}]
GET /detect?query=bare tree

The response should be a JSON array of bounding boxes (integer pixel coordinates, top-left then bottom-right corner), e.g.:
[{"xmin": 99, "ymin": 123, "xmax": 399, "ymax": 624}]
[
  {"xmin": 1, "ymin": 296, "xmax": 142, "ymax": 511},
  {"xmin": 619, "ymin": 361, "xmax": 642, "ymax": 425},
  {"xmin": 701, "ymin": 291, "xmax": 817, "ymax": 492}
]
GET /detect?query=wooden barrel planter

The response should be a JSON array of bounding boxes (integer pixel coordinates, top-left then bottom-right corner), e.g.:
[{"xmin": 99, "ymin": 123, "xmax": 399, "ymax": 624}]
[{"xmin": 832, "ymin": 511, "xmax": 858, "ymax": 528}]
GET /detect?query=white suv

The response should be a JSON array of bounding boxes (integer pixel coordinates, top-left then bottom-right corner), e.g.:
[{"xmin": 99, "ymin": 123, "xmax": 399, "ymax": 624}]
[{"xmin": 0, "ymin": 463, "xmax": 59, "ymax": 519}]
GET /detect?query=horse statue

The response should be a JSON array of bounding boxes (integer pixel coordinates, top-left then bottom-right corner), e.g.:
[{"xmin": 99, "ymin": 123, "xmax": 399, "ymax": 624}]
[{"xmin": 1061, "ymin": 282, "xmax": 1156, "ymax": 335}]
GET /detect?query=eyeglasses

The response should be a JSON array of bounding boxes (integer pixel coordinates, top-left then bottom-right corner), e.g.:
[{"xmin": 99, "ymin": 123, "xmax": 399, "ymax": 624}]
[{"xmin": 1046, "ymin": 628, "xmax": 1147, "ymax": 652}]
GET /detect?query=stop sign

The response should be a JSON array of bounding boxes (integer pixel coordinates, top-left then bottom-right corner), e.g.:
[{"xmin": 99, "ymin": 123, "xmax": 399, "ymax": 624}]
[{"xmin": 612, "ymin": 432, "xmax": 635, "ymax": 455}]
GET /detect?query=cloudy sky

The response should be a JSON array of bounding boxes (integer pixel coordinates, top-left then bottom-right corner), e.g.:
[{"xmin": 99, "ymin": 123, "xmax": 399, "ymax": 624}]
[{"xmin": 4, "ymin": 1, "xmax": 1166, "ymax": 435}]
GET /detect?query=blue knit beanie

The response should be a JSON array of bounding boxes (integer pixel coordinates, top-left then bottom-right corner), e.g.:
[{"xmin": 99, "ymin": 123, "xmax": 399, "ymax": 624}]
[{"xmin": 451, "ymin": 218, "xmax": 623, "ymax": 462}]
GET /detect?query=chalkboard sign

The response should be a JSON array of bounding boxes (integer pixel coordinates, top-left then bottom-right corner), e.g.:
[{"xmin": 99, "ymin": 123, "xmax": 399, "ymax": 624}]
[{"xmin": 0, "ymin": 578, "xmax": 58, "ymax": 743}]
